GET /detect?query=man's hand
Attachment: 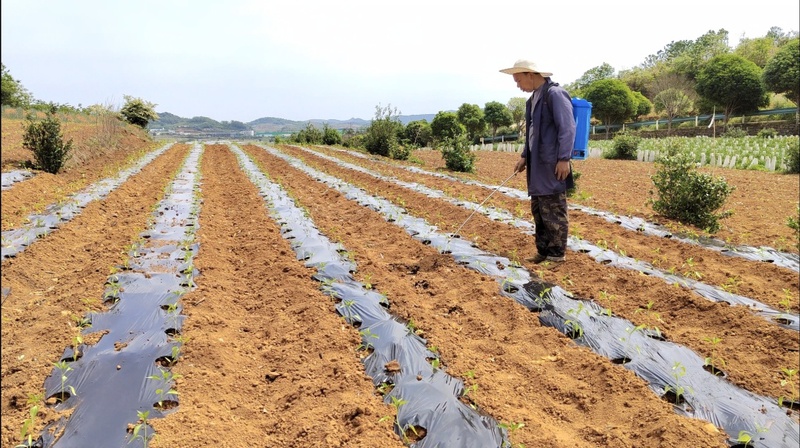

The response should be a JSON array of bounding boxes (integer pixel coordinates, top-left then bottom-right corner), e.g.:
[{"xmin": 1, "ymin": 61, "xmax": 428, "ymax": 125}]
[
  {"xmin": 555, "ymin": 160, "xmax": 570, "ymax": 181},
  {"xmin": 514, "ymin": 158, "xmax": 526, "ymax": 174}
]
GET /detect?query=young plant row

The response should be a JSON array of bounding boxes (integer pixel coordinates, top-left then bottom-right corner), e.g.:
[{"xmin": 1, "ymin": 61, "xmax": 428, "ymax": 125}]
[
  {"xmin": 229, "ymin": 143, "xmax": 511, "ymax": 446},
  {"xmin": 286, "ymin": 144, "xmax": 798, "ymax": 331},
  {"xmin": 1, "ymin": 142, "xmax": 175, "ymax": 259},
  {"xmin": 592, "ymin": 135, "xmax": 797, "ymax": 172},
  {"xmin": 262, "ymin": 143, "xmax": 799, "ymax": 448},
  {"xmin": 16, "ymin": 144, "xmax": 203, "ymax": 448},
  {"xmin": 349, "ymin": 144, "xmax": 799, "ymax": 271},
  {"xmin": 1, "ymin": 169, "xmax": 34, "ymax": 190}
]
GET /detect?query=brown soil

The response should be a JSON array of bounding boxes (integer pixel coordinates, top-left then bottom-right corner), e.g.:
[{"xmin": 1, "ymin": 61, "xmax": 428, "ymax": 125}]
[{"xmin": 2, "ymin": 129, "xmax": 798, "ymax": 448}]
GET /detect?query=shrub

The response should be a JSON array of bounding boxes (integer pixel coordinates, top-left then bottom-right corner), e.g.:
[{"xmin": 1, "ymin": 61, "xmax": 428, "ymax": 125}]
[
  {"xmin": 322, "ymin": 125, "xmax": 342, "ymax": 145},
  {"xmin": 783, "ymin": 137, "xmax": 800, "ymax": 174},
  {"xmin": 756, "ymin": 128, "xmax": 778, "ymax": 138},
  {"xmin": 364, "ymin": 104, "xmax": 404, "ymax": 158},
  {"xmin": 721, "ymin": 126, "xmax": 747, "ymax": 138},
  {"xmin": 390, "ymin": 144, "xmax": 411, "ymax": 161},
  {"xmin": 293, "ymin": 123, "xmax": 324, "ymax": 144},
  {"xmin": 649, "ymin": 149, "xmax": 734, "ymax": 233},
  {"xmin": 119, "ymin": 95, "xmax": 158, "ymax": 129},
  {"xmin": 22, "ymin": 104, "xmax": 73, "ymax": 174},
  {"xmin": 364, "ymin": 122, "xmax": 398, "ymax": 157},
  {"xmin": 440, "ymin": 135, "xmax": 475, "ymax": 173},
  {"xmin": 342, "ymin": 132, "xmax": 364, "ymax": 149},
  {"xmin": 603, "ymin": 130, "xmax": 640, "ymax": 160}
]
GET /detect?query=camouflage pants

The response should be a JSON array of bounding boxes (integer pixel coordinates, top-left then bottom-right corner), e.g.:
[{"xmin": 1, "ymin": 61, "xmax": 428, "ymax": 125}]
[{"xmin": 530, "ymin": 192, "xmax": 569, "ymax": 258}]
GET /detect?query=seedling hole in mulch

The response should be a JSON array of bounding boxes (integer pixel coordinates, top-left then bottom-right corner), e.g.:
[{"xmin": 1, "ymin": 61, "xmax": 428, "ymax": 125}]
[
  {"xmin": 401, "ymin": 425, "xmax": 427, "ymax": 443},
  {"xmin": 156, "ymin": 356, "xmax": 177, "ymax": 367},
  {"xmin": 780, "ymin": 399, "xmax": 800, "ymax": 411},
  {"xmin": 46, "ymin": 391, "xmax": 72, "ymax": 406},
  {"xmin": 702, "ymin": 364, "xmax": 727, "ymax": 378},
  {"xmin": 154, "ymin": 399, "xmax": 179, "ymax": 411},
  {"xmin": 660, "ymin": 389, "xmax": 688, "ymax": 406}
]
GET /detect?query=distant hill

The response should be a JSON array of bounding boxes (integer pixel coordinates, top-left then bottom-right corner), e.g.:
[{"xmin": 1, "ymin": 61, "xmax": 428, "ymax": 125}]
[
  {"xmin": 248, "ymin": 117, "xmax": 371, "ymax": 133},
  {"xmin": 149, "ymin": 112, "xmax": 439, "ymax": 134}
]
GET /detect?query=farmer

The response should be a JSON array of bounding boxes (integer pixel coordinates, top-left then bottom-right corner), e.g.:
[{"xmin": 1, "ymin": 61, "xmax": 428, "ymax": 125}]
[{"xmin": 500, "ymin": 59, "xmax": 576, "ymax": 264}]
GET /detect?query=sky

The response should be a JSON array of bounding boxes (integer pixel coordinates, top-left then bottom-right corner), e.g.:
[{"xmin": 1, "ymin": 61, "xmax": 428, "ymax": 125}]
[{"xmin": 2, "ymin": 1, "xmax": 798, "ymax": 123}]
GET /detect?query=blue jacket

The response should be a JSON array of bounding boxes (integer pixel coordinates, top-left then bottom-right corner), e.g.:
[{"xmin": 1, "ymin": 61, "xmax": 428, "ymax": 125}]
[{"xmin": 522, "ymin": 80, "xmax": 576, "ymax": 196}]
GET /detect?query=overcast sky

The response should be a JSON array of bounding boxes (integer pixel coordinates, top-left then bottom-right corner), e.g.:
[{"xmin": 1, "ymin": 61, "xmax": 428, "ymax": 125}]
[{"xmin": 2, "ymin": 0, "xmax": 798, "ymax": 123}]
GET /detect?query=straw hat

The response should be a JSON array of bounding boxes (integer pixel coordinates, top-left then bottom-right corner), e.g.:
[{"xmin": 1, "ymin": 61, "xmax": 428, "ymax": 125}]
[{"xmin": 499, "ymin": 59, "xmax": 553, "ymax": 77}]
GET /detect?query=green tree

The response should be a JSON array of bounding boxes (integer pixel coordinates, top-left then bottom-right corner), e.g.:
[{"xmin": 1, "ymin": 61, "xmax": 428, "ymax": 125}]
[
  {"xmin": 404, "ymin": 120, "xmax": 432, "ymax": 148},
  {"xmin": 582, "ymin": 79, "xmax": 637, "ymax": 138},
  {"xmin": 294, "ymin": 122, "xmax": 323, "ymax": 144},
  {"xmin": 618, "ymin": 65, "xmax": 659, "ymax": 99},
  {"xmin": 631, "ymin": 91, "xmax": 652, "ymax": 119},
  {"xmin": 364, "ymin": 103, "xmax": 405, "ymax": 158},
  {"xmin": 735, "ymin": 36, "xmax": 781, "ymax": 68},
  {"xmin": 322, "ymin": 123, "xmax": 342, "ymax": 145},
  {"xmin": 23, "ymin": 104, "xmax": 73, "ymax": 174},
  {"xmin": 696, "ymin": 54, "xmax": 768, "ymax": 125},
  {"xmin": 565, "ymin": 62, "xmax": 616, "ymax": 95},
  {"xmin": 483, "ymin": 101, "xmax": 512, "ymax": 139},
  {"xmin": 456, "ymin": 103, "xmax": 485, "ymax": 142},
  {"xmin": 643, "ymin": 39, "xmax": 694, "ymax": 68},
  {"xmin": 119, "ymin": 95, "xmax": 159, "ymax": 128},
  {"xmin": 221, "ymin": 120, "xmax": 248, "ymax": 131},
  {"xmin": 430, "ymin": 111, "xmax": 464, "ymax": 146},
  {"xmin": 651, "ymin": 71, "xmax": 697, "ymax": 130},
  {"xmin": 763, "ymin": 37, "xmax": 799, "ymax": 110},
  {"xmin": 1, "ymin": 63, "xmax": 33, "ymax": 107},
  {"xmin": 654, "ymin": 88, "xmax": 693, "ymax": 131},
  {"xmin": 671, "ymin": 29, "xmax": 731, "ymax": 80},
  {"xmin": 507, "ymin": 97, "xmax": 526, "ymax": 138}
]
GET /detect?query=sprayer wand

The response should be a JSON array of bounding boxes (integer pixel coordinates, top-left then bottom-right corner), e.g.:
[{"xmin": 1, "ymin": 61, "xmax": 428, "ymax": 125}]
[{"xmin": 448, "ymin": 171, "xmax": 518, "ymax": 241}]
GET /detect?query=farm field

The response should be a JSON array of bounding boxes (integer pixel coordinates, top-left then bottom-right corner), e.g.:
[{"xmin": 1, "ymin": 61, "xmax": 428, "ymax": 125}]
[{"xmin": 1, "ymin": 130, "xmax": 799, "ymax": 447}]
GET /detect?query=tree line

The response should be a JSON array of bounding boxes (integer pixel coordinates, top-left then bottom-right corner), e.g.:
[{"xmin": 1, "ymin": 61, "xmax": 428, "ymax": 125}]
[
  {"xmin": 288, "ymin": 27, "xmax": 798, "ymax": 157},
  {"xmin": 3, "ymin": 27, "xmax": 797, "ymax": 157}
]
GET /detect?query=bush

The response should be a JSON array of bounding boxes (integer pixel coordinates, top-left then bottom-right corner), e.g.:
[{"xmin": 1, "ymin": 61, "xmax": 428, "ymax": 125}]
[
  {"xmin": 440, "ymin": 135, "xmax": 475, "ymax": 173},
  {"xmin": 649, "ymin": 150, "xmax": 734, "ymax": 233},
  {"xmin": 721, "ymin": 126, "xmax": 747, "ymax": 138},
  {"xmin": 364, "ymin": 122, "xmax": 399, "ymax": 157},
  {"xmin": 22, "ymin": 104, "xmax": 73, "ymax": 174},
  {"xmin": 756, "ymin": 128, "xmax": 778, "ymax": 138},
  {"xmin": 390, "ymin": 144, "xmax": 411, "ymax": 161},
  {"xmin": 292, "ymin": 124, "xmax": 324, "ymax": 144},
  {"xmin": 603, "ymin": 130, "xmax": 640, "ymax": 160},
  {"xmin": 364, "ymin": 104, "xmax": 404, "ymax": 158},
  {"xmin": 342, "ymin": 132, "xmax": 364, "ymax": 149},
  {"xmin": 322, "ymin": 125, "xmax": 342, "ymax": 145},
  {"xmin": 783, "ymin": 137, "xmax": 800, "ymax": 174},
  {"xmin": 119, "ymin": 95, "xmax": 158, "ymax": 129}
]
